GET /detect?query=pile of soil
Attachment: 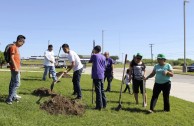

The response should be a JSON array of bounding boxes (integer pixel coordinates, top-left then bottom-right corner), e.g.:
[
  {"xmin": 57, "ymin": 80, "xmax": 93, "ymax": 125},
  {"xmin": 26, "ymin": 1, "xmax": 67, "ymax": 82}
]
[
  {"xmin": 56, "ymin": 72, "xmax": 72, "ymax": 78},
  {"xmin": 33, "ymin": 87, "xmax": 53, "ymax": 96},
  {"xmin": 40, "ymin": 95, "xmax": 85, "ymax": 116}
]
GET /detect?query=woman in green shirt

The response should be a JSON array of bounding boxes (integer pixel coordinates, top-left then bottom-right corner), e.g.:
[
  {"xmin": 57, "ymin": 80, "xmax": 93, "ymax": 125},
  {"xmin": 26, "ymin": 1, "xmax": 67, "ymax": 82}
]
[{"xmin": 145, "ymin": 54, "xmax": 173, "ymax": 113}]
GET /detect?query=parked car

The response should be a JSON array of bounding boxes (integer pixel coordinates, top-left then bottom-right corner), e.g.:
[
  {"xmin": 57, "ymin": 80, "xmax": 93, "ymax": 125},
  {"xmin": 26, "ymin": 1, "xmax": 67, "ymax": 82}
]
[
  {"xmin": 187, "ymin": 64, "xmax": 194, "ymax": 72},
  {"xmin": 55, "ymin": 60, "xmax": 66, "ymax": 68}
]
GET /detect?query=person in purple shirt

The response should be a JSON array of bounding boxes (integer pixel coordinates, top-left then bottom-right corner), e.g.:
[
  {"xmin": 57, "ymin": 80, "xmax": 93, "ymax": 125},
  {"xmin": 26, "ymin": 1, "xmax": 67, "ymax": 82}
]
[
  {"xmin": 89, "ymin": 45, "xmax": 107, "ymax": 110},
  {"xmin": 104, "ymin": 52, "xmax": 115, "ymax": 92}
]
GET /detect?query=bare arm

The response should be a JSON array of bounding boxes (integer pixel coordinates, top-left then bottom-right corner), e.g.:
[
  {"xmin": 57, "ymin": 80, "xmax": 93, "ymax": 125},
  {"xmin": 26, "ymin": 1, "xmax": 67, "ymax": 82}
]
[
  {"xmin": 145, "ymin": 70, "xmax": 156, "ymax": 80},
  {"xmin": 128, "ymin": 67, "xmax": 133, "ymax": 81},
  {"xmin": 66, "ymin": 61, "xmax": 75, "ymax": 73},
  {"xmin": 164, "ymin": 70, "xmax": 174, "ymax": 77}
]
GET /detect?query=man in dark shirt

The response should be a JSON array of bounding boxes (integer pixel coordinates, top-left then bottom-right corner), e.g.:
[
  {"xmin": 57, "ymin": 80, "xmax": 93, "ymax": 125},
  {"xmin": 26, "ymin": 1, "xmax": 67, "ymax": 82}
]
[{"xmin": 104, "ymin": 52, "xmax": 115, "ymax": 92}]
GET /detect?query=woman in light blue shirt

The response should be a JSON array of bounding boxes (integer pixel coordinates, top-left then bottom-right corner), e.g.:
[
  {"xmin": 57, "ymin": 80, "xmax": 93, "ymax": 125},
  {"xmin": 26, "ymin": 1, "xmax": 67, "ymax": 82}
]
[{"xmin": 145, "ymin": 54, "xmax": 173, "ymax": 113}]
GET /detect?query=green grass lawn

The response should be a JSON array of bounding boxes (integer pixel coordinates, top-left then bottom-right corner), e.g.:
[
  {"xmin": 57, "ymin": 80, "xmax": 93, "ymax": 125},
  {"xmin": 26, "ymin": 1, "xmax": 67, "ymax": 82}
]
[
  {"xmin": 0, "ymin": 71, "xmax": 194, "ymax": 126},
  {"xmin": 174, "ymin": 71, "xmax": 194, "ymax": 76},
  {"xmin": 21, "ymin": 60, "xmax": 43, "ymax": 65}
]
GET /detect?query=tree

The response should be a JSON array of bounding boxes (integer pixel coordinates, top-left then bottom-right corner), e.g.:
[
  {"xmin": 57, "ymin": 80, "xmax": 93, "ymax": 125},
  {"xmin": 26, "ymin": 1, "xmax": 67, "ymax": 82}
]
[
  {"xmin": 0, "ymin": 51, "xmax": 6, "ymax": 68},
  {"xmin": 110, "ymin": 56, "xmax": 119, "ymax": 61},
  {"xmin": 78, "ymin": 55, "xmax": 83, "ymax": 59}
]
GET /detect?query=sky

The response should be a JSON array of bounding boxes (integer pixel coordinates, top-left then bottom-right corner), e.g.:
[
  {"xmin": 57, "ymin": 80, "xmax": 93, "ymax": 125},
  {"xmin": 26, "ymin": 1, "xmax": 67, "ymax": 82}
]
[{"xmin": 0, "ymin": 0, "xmax": 194, "ymax": 61}]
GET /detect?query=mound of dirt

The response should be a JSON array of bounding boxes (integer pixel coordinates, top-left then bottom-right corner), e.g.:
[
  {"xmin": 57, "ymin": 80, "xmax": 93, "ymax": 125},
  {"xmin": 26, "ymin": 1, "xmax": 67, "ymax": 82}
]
[
  {"xmin": 33, "ymin": 87, "xmax": 53, "ymax": 96},
  {"xmin": 40, "ymin": 95, "xmax": 85, "ymax": 116},
  {"xmin": 56, "ymin": 72, "xmax": 72, "ymax": 78}
]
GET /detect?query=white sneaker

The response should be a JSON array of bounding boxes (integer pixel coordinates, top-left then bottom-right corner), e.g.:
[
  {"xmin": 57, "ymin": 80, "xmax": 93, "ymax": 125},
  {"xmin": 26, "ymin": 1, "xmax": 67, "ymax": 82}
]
[
  {"xmin": 6, "ymin": 101, "xmax": 12, "ymax": 105},
  {"xmin": 16, "ymin": 94, "xmax": 21, "ymax": 99},
  {"xmin": 142, "ymin": 103, "xmax": 147, "ymax": 107},
  {"xmin": 148, "ymin": 110, "xmax": 154, "ymax": 113}
]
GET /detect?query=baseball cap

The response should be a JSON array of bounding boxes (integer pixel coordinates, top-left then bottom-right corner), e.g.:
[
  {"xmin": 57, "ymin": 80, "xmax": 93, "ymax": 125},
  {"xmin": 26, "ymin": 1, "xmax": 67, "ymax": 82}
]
[
  {"xmin": 136, "ymin": 53, "xmax": 143, "ymax": 58},
  {"xmin": 157, "ymin": 54, "xmax": 166, "ymax": 59}
]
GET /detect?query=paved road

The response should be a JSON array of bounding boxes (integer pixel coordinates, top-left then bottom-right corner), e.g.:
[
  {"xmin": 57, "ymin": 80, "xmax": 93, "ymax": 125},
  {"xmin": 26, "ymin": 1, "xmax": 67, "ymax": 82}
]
[{"xmin": 84, "ymin": 66, "xmax": 194, "ymax": 103}]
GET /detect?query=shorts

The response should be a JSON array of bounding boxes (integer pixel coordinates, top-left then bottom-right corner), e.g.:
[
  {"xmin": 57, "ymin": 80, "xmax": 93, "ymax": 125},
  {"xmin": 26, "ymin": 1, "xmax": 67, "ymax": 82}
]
[{"xmin": 132, "ymin": 79, "xmax": 145, "ymax": 94}]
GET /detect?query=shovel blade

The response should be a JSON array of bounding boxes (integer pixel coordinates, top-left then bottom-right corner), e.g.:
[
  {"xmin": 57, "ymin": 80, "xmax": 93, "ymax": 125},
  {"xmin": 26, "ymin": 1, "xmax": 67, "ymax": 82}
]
[
  {"xmin": 50, "ymin": 81, "xmax": 55, "ymax": 92},
  {"xmin": 116, "ymin": 103, "xmax": 122, "ymax": 111}
]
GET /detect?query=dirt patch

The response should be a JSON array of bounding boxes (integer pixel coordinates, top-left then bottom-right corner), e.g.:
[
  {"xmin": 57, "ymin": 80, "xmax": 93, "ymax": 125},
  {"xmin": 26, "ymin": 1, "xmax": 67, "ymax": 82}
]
[
  {"xmin": 40, "ymin": 95, "xmax": 85, "ymax": 116},
  {"xmin": 56, "ymin": 72, "xmax": 72, "ymax": 78},
  {"xmin": 33, "ymin": 87, "xmax": 53, "ymax": 96}
]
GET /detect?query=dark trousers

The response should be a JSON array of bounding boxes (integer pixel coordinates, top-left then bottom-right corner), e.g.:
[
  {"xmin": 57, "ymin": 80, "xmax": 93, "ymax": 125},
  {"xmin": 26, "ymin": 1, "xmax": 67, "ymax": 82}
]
[
  {"xmin": 93, "ymin": 79, "xmax": 107, "ymax": 109},
  {"xmin": 72, "ymin": 68, "xmax": 83, "ymax": 98},
  {"xmin": 150, "ymin": 81, "xmax": 171, "ymax": 111},
  {"xmin": 104, "ymin": 73, "xmax": 113, "ymax": 91},
  {"xmin": 132, "ymin": 79, "xmax": 143, "ymax": 94},
  {"xmin": 123, "ymin": 85, "xmax": 131, "ymax": 93}
]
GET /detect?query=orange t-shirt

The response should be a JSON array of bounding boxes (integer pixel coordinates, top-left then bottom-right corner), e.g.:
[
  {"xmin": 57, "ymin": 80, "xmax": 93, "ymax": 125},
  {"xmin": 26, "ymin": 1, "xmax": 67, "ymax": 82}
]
[{"xmin": 10, "ymin": 44, "xmax": 21, "ymax": 71}]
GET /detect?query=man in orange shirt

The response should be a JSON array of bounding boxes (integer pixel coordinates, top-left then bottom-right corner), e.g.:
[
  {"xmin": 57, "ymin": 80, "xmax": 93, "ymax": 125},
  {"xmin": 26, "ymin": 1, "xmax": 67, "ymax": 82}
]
[{"xmin": 6, "ymin": 35, "xmax": 25, "ymax": 105}]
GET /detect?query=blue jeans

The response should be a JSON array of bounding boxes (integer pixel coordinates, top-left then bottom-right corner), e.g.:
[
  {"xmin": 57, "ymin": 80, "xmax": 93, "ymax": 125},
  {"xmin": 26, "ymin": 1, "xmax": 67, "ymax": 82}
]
[
  {"xmin": 6, "ymin": 71, "xmax": 20, "ymax": 102},
  {"xmin": 72, "ymin": 68, "xmax": 83, "ymax": 98},
  {"xmin": 42, "ymin": 66, "xmax": 57, "ymax": 81},
  {"xmin": 93, "ymin": 79, "xmax": 107, "ymax": 109}
]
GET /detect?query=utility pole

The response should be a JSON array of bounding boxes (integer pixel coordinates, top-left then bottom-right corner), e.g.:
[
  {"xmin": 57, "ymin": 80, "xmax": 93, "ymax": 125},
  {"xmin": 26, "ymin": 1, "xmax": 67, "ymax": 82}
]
[
  {"xmin": 183, "ymin": 0, "xmax": 189, "ymax": 73},
  {"xmin": 149, "ymin": 44, "xmax": 154, "ymax": 65},
  {"xmin": 102, "ymin": 30, "xmax": 104, "ymax": 54},
  {"xmin": 93, "ymin": 40, "xmax": 95, "ymax": 48}
]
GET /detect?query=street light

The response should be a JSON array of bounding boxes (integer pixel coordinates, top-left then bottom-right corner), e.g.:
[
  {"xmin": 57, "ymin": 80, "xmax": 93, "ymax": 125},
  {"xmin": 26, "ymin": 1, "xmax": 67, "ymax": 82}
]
[{"xmin": 183, "ymin": 0, "xmax": 189, "ymax": 73}]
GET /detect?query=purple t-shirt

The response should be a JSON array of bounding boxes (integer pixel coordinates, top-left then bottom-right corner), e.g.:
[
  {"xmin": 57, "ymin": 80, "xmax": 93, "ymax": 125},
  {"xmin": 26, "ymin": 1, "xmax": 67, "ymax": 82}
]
[
  {"xmin": 89, "ymin": 54, "xmax": 106, "ymax": 79},
  {"xmin": 105, "ymin": 58, "xmax": 115, "ymax": 73}
]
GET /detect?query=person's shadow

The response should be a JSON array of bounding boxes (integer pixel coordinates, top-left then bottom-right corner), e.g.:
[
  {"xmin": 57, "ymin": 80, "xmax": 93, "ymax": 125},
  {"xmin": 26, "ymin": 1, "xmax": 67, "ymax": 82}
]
[
  {"xmin": 112, "ymin": 105, "xmax": 149, "ymax": 114},
  {"xmin": 21, "ymin": 78, "xmax": 42, "ymax": 81}
]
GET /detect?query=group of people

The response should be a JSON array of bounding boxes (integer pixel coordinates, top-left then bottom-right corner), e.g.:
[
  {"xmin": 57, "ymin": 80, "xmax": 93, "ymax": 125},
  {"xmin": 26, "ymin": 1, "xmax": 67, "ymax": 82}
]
[
  {"xmin": 42, "ymin": 43, "xmax": 83, "ymax": 99},
  {"xmin": 6, "ymin": 35, "xmax": 174, "ymax": 113},
  {"xmin": 124, "ymin": 53, "xmax": 173, "ymax": 113}
]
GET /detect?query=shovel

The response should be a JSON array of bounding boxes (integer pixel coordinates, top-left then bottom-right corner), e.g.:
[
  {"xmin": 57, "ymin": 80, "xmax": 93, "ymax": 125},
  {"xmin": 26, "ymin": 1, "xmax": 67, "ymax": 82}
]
[
  {"xmin": 116, "ymin": 54, "xmax": 127, "ymax": 111},
  {"xmin": 142, "ymin": 80, "xmax": 146, "ymax": 108},
  {"xmin": 50, "ymin": 71, "xmax": 66, "ymax": 92}
]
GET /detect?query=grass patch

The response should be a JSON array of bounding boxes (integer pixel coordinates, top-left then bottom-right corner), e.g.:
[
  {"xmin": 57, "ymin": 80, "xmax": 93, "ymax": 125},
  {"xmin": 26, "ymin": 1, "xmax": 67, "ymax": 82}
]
[
  {"xmin": 0, "ymin": 71, "xmax": 194, "ymax": 126},
  {"xmin": 21, "ymin": 60, "xmax": 44, "ymax": 65},
  {"xmin": 174, "ymin": 71, "xmax": 194, "ymax": 76}
]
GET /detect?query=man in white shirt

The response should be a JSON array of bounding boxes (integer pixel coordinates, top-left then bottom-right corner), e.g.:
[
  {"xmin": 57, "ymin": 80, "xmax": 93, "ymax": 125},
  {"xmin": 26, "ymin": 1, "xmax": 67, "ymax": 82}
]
[
  {"xmin": 62, "ymin": 44, "xmax": 83, "ymax": 99},
  {"xmin": 42, "ymin": 45, "xmax": 57, "ymax": 82}
]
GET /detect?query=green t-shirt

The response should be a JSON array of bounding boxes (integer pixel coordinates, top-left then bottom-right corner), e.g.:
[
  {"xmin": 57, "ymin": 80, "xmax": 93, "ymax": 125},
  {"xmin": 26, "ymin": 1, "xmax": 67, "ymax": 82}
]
[{"xmin": 154, "ymin": 63, "xmax": 173, "ymax": 84}]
